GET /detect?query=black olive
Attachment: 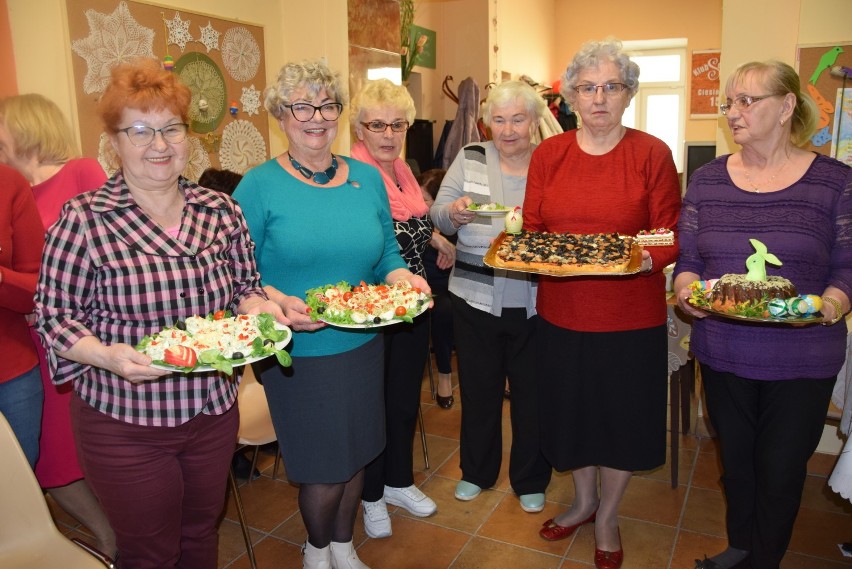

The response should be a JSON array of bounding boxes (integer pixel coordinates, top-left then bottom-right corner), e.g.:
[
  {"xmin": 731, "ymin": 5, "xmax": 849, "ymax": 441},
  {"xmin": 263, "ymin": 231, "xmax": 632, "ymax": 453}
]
[
  {"xmin": 232, "ymin": 352, "xmax": 244, "ymax": 359},
  {"xmin": 317, "ymin": 306, "xmax": 325, "ymax": 314},
  {"xmin": 175, "ymin": 320, "xmax": 186, "ymax": 330},
  {"xmin": 263, "ymin": 339, "xmax": 274, "ymax": 347},
  {"xmin": 417, "ymin": 299, "xmax": 424, "ymax": 306},
  {"xmin": 373, "ymin": 316, "xmax": 381, "ymax": 324}
]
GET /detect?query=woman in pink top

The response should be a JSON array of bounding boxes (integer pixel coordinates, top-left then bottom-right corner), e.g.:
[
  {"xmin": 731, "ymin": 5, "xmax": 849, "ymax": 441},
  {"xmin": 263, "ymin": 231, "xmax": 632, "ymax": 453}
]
[{"xmin": 0, "ymin": 93, "xmax": 114, "ymax": 557}]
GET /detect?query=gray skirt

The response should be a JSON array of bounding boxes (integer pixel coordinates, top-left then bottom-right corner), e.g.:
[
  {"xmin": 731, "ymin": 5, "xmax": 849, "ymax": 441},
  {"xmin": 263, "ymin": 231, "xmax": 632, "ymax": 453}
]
[{"xmin": 254, "ymin": 336, "xmax": 385, "ymax": 483}]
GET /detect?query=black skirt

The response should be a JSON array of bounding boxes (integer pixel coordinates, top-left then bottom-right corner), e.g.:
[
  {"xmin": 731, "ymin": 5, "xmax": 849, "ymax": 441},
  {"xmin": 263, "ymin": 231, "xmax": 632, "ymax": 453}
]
[{"xmin": 536, "ymin": 318, "xmax": 667, "ymax": 472}]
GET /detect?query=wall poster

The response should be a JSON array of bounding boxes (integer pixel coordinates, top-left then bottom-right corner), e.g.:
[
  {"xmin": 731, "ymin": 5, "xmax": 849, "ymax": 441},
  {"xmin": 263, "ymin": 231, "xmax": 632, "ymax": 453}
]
[
  {"xmin": 66, "ymin": 0, "xmax": 269, "ymax": 180},
  {"xmin": 798, "ymin": 43, "xmax": 851, "ymax": 164},
  {"xmin": 689, "ymin": 50, "xmax": 721, "ymax": 118}
]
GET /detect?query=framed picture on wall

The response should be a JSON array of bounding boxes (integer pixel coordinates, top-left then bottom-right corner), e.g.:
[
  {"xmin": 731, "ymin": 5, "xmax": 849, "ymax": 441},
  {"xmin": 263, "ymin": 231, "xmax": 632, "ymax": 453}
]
[{"xmin": 689, "ymin": 50, "xmax": 721, "ymax": 118}]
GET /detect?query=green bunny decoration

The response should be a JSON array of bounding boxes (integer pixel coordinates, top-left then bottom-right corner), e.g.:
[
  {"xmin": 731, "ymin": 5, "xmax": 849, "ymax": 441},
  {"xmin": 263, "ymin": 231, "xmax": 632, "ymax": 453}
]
[{"xmin": 745, "ymin": 238, "xmax": 782, "ymax": 282}]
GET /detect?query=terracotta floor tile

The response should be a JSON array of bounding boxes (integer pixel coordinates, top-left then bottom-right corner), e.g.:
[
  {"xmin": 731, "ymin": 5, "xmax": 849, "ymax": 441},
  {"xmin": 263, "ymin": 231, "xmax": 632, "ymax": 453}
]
[
  {"xmin": 358, "ymin": 516, "xmax": 470, "ymax": 568},
  {"xmin": 680, "ymin": 487, "xmax": 726, "ymax": 537},
  {"xmin": 398, "ymin": 475, "xmax": 504, "ymax": 534},
  {"xmin": 544, "ymin": 470, "xmax": 578, "ymax": 507},
  {"xmin": 223, "ymin": 476, "xmax": 300, "ymax": 533},
  {"xmin": 451, "ymin": 536, "xmax": 563, "ymax": 569},
  {"xmin": 564, "ymin": 518, "xmax": 675, "ymax": 569},
  {"xmin": 479, "ymin": 494, "xmax": 572, "ymax": 556},
  {"xmin": 780, "ymin": 551, "xmax": 852, "ymax": 568},
  {"xmin": 788, "ymin": 506, "xmax": 852, "ymax": 561},
  {"xmin": 690, "ymin": 448, "xmax": 724, "ymax": 491},
  {"xmin": 635, "ymin": 446, "xmax": 695, "ymax": 487},
  {"xmin": 800, "ymin": 474, "xmax": 852, "ymax": 515},
  {"xmin": 217, "ymin": 519, "xmax": 263, "ymax": 569},
  {"xmin": 222, "ymin": 536, "xmax": 302, "ymax": 569},
  {"xmin": 620, "ymin": 476, "xmax": 686, "ymax": 526},
  {"xmin": 810, "ymin": 452, "xmax": 840, "ymax": 477},
  {"xmin": 670, "ymin": 530, "xmax": 728, "ymax": 568}
]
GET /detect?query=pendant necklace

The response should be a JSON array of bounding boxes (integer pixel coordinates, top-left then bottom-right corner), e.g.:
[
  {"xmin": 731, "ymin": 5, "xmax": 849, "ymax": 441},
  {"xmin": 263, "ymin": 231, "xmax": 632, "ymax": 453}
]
[
  {"xmin": 288, "ymin": 152, "xmax": 338, "ymax": 184},
  {"xmin": 743, "ymin": 155, "xmax": 790, "ymax": 193}
]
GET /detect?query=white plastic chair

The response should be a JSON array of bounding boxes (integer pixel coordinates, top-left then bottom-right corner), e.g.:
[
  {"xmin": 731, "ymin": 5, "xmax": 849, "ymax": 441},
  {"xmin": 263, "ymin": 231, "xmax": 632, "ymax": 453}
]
[
  {"xmin": 0, "ymin": 412, "xmax": 114, "ymax": 568},
  {"xmin": 228, "ymin": 365, "xmax": 279, "ymax": 569}
]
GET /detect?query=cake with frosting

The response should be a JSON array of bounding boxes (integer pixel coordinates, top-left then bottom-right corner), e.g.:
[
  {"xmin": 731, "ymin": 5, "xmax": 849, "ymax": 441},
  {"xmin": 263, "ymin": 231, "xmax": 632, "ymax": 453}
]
[
  {"xmin": 709, "ymin": 273, "xmax": 797, "ymax": 312},
  {"xmin": 636, "ymin": 228, "xmax": 674, "ymax": 246}
]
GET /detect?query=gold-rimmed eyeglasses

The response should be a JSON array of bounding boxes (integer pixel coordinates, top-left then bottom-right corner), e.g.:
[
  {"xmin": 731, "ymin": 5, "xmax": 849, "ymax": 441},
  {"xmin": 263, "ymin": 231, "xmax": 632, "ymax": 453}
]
[
  {"xmin": 719, "ymin": 95, "xmax": 776, "ymax": 115},
  {"xmin": 360, "ymin": 120, "xmax": 410, "ymax": 133}
]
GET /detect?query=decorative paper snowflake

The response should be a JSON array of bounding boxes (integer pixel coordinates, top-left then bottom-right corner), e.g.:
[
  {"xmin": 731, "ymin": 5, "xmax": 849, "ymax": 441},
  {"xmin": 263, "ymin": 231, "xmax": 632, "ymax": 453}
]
[
  {"xmin": 71, "ymin": 1, "xmax": 155, "ymax": 94},
  {"xmin": 221, "ymin": 27, "xmax": 260, "ymax": 82},
  {"xmin": 220, "ymin": 120, "xmax": 266, "ymax": 174},
  {"xmin": 165, "ymin": 12, "xmax": 194, "ymax": 51},
  {"xmin": 182, "ymin": 136, "xmax": 212, "ymax": 182},
  {"xmin": 198, "ymin": 21, "xmax": 220, "ymax": 53},
  {"xmin": 97, "ymin": 133, "xmax": 121, "ymax": 177},
  {"xmin": 241, "ymin": 85, "xmax": 261, "ymax": 116}
]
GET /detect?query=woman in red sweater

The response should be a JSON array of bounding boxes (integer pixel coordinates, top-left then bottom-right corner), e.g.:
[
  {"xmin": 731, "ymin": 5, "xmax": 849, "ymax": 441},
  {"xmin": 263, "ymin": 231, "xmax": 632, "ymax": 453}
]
[
  {"xmin": 0, "ymin": 163, "xmax": 45, "ymax": 467},
  {"xmin": 524, "ymin": 39, "xmax": 681, "ymax": 569}
]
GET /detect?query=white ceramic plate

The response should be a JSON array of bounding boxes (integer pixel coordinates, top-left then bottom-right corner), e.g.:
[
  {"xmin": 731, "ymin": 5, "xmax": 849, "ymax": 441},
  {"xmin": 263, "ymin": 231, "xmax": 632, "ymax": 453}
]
[{"xmin": 318, "ymin": 303, "xmax": 429, "ymax": 329}]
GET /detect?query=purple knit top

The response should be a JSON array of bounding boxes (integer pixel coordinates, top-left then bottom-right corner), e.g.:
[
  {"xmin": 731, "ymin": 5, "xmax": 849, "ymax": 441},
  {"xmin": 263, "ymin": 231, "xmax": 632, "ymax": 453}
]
[{"xmin": 674, "ymin": 153, "xmax": 852, "ymax": 380}]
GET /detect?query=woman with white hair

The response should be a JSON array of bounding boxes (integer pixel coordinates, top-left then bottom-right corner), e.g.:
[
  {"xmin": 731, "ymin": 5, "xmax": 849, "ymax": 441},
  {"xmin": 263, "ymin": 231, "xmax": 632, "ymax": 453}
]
[
  {"xmin": 524, "ymin": 39, "xmax": 681, "ymax": 569},
  {"xmin": 430, "ymin": 80, "xmax": 552, "ymax": 514}
]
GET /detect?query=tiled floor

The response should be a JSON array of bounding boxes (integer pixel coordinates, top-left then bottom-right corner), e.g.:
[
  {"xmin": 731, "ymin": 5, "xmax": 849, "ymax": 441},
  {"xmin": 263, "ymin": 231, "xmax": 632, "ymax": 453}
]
[{"xmin": 48, "ymin": 359, "xmax": 852, "ymax": 569}]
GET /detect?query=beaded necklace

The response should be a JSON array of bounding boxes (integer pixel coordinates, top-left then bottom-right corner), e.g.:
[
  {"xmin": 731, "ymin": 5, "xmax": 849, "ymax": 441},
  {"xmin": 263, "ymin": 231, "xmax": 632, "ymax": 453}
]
[
  {"xmin": 287, "ymin": 152, "xmax": 338, "ymax": 184},
  {"xmin": 743, "ymin": 155, "xmax": 790, "ymax": 193}
]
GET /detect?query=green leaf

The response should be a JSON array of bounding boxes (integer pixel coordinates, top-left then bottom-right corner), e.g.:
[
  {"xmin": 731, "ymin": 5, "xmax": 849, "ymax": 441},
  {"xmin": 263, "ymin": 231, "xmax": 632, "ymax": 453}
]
[{"xmin": 275, "ymin": 350, "xmax": 292, "ymax": 367}]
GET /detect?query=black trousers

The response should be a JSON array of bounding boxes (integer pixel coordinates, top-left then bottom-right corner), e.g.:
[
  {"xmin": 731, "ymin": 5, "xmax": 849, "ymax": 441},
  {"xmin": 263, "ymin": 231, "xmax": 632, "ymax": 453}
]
[
  {"xmin": 701, "ymin": 364, "xmax": 834, "ymax": 569},
  {"xmin": 362, "ymin": 315, "xmax": 430, "ymax": 501},
  {"xmin": 452, "ymin": 293, "xmax": 551, "ymax": 495}
]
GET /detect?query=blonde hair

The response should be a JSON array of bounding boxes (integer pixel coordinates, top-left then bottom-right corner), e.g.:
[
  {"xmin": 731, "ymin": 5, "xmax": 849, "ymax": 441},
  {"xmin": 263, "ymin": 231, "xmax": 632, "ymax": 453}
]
[
  {"xmin": 0, "ymin": 93, "xmax": 77, "ymax": 164},
  {"xmin": 350, "ymin": 79, "xmax": 416, "ymax": 128},
  {"xmin": 725, "ymin": 60, "xmax": 819, "ymax": 147},
  {"xmin": 265, "ymin": 59, "xmax": 347, "ymax": 120}
]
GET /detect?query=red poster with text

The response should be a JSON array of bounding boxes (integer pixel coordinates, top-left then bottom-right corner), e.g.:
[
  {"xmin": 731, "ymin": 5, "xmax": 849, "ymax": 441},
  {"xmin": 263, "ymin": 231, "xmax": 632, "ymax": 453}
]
[{"xmin": 690, "ymin": 51, "xmax": 721, "ymax": 117}]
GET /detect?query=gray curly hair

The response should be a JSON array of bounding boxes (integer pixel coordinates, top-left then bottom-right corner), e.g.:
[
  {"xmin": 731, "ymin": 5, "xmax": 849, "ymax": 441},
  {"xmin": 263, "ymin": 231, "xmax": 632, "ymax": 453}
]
[
  {"xmin": 480, "ymin": 81, "xmax": 547, "ymax": 125},
  {"xmin": 560, "ymin": 38, "xmax": 640, "ymax": 107},
  {"xmin": 264, "ymin": 59, "xmax": 348, "ymax": 120}
]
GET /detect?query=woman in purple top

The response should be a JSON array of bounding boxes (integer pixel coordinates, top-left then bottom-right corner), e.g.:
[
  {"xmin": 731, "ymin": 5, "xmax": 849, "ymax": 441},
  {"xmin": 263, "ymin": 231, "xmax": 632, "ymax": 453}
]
[
  {"xmin": 673, "ymin": 61, "xmax": 852, "ymax": 569},
  {"xmin": 34, "ymin": 58, "xmax": 286, "ymax": 569}
]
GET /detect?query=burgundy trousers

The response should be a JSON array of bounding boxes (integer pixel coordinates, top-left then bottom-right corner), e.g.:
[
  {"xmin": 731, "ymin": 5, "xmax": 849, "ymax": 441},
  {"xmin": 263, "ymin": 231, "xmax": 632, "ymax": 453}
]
[{"xmin": 71, "ymin": 394, "xmax": 239, "ymax": 569}]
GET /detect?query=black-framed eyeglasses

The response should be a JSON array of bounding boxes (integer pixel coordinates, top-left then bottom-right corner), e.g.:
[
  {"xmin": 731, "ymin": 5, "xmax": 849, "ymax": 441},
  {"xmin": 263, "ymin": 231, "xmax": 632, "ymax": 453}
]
[
  {"xmin": 719, "ymin": 94, "xmax": 775, "ymax": 115},
  {"xmin": 360, "ymin": 120, "xmax": 410, "ymax": 133},
  {"xmin": 283, "ymin": 102, "xmax": 343, "ymax": 122},
  {"xmin": 118, "ymin": 123, "xmax": 189, "ymax": 147},
  {"xmin": 573, "ymin": 83, "xmax": 628, "ymax": 97}
]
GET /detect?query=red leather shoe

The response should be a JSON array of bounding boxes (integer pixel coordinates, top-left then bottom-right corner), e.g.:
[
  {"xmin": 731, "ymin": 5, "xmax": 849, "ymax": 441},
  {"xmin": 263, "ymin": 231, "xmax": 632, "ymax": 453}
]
[
  {"xmin": 539, "ymin": 510, "xmax": 597, "ymax": 541},
  {"xmin": 594, "ymin": 529, "xmax": 623, "ymax": 569}
]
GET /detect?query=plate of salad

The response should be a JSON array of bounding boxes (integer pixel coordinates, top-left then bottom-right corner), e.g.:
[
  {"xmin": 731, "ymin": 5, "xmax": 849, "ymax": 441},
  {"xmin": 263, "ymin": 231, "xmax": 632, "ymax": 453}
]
[
  {"xmin": 305, "ymin": 281, "xmax": 430, "ymax": 329},
  {"xmin": 467, "ymin": 202, "xmax": 511, "ymax": 216},
  {"xmin": 136, "ymin": 311, "xmax": 292, "ymax": 375}
]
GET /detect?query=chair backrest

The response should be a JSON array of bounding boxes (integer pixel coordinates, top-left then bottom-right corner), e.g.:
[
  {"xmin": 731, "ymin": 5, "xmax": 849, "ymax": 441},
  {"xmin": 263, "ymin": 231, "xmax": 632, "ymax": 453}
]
[{"xmin": 237, "ymin": 366, "xmax": 277, "ymax": 446}]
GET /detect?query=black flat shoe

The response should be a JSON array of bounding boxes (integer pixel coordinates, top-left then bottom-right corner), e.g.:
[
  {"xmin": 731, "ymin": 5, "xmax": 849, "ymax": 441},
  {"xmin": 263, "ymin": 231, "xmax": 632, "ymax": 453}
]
[
  {"xmin": 436, "ymin": 394, "xmax": 454, "ymax": 409},
  {"xmin": 695, "ymin": 557, "xmax": 719, "ymax": 569}
]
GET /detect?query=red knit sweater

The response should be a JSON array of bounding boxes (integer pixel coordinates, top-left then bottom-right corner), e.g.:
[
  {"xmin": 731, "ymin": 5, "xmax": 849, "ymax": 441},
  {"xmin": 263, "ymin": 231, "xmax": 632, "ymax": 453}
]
[
  {"xmin": 0, "ymin": 164, "xmax": 45, "ymax": 382},
  {"xmin": 524, "ymin": 129, "xmax": 681, "ymax": 332}
]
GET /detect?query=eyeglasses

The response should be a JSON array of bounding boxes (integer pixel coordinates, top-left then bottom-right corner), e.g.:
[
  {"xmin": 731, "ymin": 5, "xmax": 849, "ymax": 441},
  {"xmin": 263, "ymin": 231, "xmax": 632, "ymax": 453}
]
[
  {"xmin": 283, "ymin": 102, "xmax": 343, "ymax": 122},
  {"xmin": 573, "ymin": 83, "xmax": 628, "ymax": 97},
  {"xmin": 719, "ymin": 95, "xmax": 775, "ymax": 115},
  {"xmin": 360, "ymin": 120, "xmax": 410, "ymax": 133},
  {"xmin": 118, "ymin": 123, "xmax": 189, "ymax": 147}
]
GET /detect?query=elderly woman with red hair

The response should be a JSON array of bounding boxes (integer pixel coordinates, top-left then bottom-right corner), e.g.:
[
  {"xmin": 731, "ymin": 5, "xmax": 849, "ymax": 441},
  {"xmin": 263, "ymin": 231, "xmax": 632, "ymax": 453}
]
[{"xmin": 34, "ymin": 58, "xmax": 286, "ymax": 568}]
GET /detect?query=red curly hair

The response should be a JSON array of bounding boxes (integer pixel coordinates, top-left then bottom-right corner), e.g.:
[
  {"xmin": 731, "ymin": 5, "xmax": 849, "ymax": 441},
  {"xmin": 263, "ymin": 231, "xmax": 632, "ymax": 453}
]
[{"xmin": 98, "ymin": 57, "xmax": 192, "ymax": 133}]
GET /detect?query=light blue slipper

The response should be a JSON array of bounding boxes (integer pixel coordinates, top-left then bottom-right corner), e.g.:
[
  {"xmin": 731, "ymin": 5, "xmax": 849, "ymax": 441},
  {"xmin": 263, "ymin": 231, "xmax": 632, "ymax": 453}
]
[
  {"xmin": 454, "ymin": 480, "xmax": 482, "ymax": 501},
  {"xmin": 519, "ymin": 492, "xmax": 545, "ymax": 513}
]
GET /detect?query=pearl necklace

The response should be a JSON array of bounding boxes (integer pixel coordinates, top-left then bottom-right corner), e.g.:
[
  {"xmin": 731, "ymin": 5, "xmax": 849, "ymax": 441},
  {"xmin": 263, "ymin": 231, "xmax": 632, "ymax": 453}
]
[
  {"xmin": 287, "ymin": 152, "xmax": 338, "ymax": 185},
  {"xmin": 743, "ymin": 155, "xmax": 790, "ymax": 193}
]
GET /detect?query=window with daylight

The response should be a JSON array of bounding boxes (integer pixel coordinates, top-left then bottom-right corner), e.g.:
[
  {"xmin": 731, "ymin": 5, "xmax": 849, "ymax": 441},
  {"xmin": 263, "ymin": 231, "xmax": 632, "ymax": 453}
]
[{"xmin": 620, "ymin": 43, "xmax": 687, "ymax": 172}]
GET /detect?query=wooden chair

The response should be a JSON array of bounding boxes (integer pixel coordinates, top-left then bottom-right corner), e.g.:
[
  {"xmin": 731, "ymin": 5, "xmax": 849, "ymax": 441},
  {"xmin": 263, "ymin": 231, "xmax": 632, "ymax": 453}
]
[{"xmin": 0, "ymin": 412, "xmax": 114, "ymax": 568}]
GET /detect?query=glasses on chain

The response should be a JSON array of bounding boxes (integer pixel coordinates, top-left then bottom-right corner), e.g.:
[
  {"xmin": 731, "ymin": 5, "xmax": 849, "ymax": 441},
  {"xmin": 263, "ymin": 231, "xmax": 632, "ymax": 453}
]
[
  {"xmin": 360, "ymin": 120, "xmax": 410, "ymax": 133},
  {"xmin": 118, "ymin": 123, "xmax": 189, "ymax": 147},
  {"xmin": 283, "ymin": 102, "xmax": 343, "ymax": 122},
  {"xmin": 719, "ymin": 94, "xmax": 775, "ymax": 115},
  {"xmin": 573, "ymin": 83, "xmax": 628, "ymax": 97}
]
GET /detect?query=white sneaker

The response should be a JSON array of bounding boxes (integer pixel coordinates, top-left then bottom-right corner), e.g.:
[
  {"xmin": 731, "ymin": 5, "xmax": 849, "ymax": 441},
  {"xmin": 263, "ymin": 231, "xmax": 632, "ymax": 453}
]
[
  {"xmin": 384, "ymin": 484, "xmax": 437, "ymax": 517},
  {"xmin": 330, "ymin": 540, "xmax": 370, "ymax": 569},
  {"xmin": 361, "ymin": 499, "xmax": 392, "ymax": 538}
]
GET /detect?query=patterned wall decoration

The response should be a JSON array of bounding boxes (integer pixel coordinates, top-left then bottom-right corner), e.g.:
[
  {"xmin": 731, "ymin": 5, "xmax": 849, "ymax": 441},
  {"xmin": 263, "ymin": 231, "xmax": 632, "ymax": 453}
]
[{"xmin": 66, "ymin": 0, "xmax": 269, "ymax": 180}]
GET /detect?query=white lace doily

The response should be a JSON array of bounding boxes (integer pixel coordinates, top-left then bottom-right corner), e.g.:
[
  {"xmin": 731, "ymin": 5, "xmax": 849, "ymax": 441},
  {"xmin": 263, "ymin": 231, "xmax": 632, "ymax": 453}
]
[
  {"xmin": 165, "ymin": 12, "xmax": 193, "ymax": 51},
  {"xmin": 219, "ymin": 120, "xmax": 266, "ymax": 174},
  {"xmin": 176, "ymin": 53, "xmax": 227, "ymax": 134},
  {"xmin": 221, "ymin": 27, "xmax": 260, "ymax": 82},
  {"xmin": 198, "ymin": 21, "xmax": 220, "ymax": 53},
  {"xmin": 71, "ymin": 1, "xmax": 155, "ymax": 94},
  {"xmin": 240, "ymin": 85, "xmax": 262, "ymax": 117},
  {"xmin": 182, "ymin": 136, "xmax": 212, "ymax": 182},
  {"xmin": 97, "ymin": 133, "xmax": 121, "ymax": 177}
]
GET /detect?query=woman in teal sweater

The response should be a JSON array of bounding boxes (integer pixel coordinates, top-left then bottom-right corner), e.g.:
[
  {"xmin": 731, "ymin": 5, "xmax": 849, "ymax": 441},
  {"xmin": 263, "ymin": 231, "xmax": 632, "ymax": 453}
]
[{"xmin": 233, "ymin": 60, "xmax": 429, "ymax": 569}]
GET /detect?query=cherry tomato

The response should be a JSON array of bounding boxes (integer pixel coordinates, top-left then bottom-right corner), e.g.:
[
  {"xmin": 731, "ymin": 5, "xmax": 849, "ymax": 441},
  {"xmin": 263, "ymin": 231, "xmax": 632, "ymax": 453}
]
[
  {"xmin": 212, "ymin": 310, "xmax": 226, "ymax": 320},
  {"xmin": 375, "ymin": 285, "xmax": 388, "ymax": 293},
  {"xmin": 343, "ymin": 292, "xmax": 353, "ymax": 301},
  {"xmin": 163, "ymin": 345, "xmax": 198, "ymax": 368},
  {"xmin": 395, "ymin": 306, "xmax": 407, "ymax": 317},
  {"xmin": 352, "ymin": 286, "xmax": 363, "ymax": 293},
  {"xmin": 412, "ymin": 288, "xmax": 422, "ymax": 294}
]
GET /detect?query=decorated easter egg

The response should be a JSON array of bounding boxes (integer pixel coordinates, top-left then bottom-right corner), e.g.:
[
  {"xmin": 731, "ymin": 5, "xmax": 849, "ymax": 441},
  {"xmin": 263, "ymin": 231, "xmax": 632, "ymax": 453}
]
[
  {"xmin": 767, "ymin": 297, "xmax": 788, "ymax": 317},
  {"xmin": 799, "ymin": 294, "xmax": 822, "ymax": 314},
  {"xmin": 785, "ymin": 297, "xmax": 807, "ymax": 316},
  {"xmin": 162, "ymin": 55, "xmax": 175, "ymax": 71}
]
